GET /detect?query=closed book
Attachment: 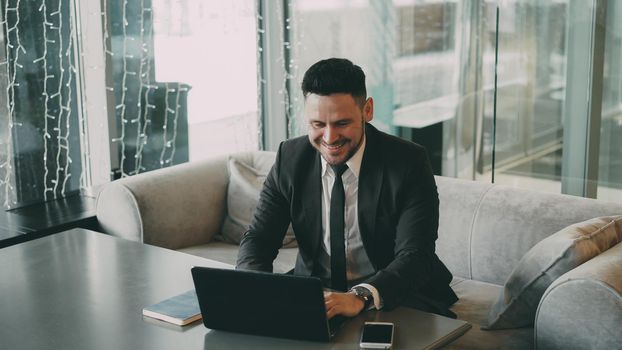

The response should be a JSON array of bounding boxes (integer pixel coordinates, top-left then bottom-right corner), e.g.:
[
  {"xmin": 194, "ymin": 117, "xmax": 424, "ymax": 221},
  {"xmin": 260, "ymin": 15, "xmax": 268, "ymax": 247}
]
[{"xmin": 142, "ymin": 290, "xmax": 202, "ymax": 326}]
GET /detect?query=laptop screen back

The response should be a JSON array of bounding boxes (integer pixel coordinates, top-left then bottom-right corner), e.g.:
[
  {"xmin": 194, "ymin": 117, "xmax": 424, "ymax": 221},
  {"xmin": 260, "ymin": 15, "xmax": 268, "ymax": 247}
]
[{"xmin": 191, "ymin": 267, "xmax": 332, "ymax": 342}]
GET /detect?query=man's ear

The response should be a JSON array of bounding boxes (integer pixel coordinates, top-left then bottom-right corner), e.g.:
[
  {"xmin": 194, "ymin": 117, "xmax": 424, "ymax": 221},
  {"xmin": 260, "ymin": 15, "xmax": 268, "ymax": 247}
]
[{"xmin": 363, "ymin": 97, "xmax": 374, "ymax": 123}]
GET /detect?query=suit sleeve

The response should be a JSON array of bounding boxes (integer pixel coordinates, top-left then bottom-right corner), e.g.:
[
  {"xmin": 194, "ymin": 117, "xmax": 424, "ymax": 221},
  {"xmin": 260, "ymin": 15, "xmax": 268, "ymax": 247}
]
[
  {"xmin": 236, "ymin": 143, "xmax": 291, "ymax": 272},
  {"xmin": 364, "ymin": 149, "xmax": 441, "ymax": 310}
]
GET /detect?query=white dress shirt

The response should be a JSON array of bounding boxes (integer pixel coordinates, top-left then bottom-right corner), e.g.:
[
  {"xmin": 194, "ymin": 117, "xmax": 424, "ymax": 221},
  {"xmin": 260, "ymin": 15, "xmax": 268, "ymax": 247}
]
[{"xmin": 318, "ymin": 136, "xmax": 383, "ymax": 310}]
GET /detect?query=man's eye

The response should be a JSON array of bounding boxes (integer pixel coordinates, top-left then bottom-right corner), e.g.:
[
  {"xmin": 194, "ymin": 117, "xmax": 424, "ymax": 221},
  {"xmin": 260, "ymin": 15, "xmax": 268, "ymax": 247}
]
[{"xmin": 312, "ymin": 122, "xmax": 324, "ymax": 128}]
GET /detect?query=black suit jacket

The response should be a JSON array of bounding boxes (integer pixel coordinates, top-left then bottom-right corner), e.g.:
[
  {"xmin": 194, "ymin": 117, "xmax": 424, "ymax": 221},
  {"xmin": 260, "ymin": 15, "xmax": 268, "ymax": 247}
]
[{"xmin": 237, "ymin": 124, "xmax": 457, "ymax": 311}]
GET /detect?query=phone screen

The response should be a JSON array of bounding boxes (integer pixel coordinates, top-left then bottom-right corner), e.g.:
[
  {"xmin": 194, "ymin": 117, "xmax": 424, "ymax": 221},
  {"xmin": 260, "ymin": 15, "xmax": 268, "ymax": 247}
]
[{"xmin": 361, "ymin": 323, "xmax": 394, "ymax": 344}]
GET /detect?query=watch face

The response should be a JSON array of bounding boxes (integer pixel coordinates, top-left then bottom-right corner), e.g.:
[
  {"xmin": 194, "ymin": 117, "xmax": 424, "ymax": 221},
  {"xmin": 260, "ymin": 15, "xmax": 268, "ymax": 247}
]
[
  {"xmin": 353, "ymin": 287, "xmax": 372, "ymax": 306},
  {"xmin": 353, "ymin": 287, "xmax": 373, "ymax": 310},
  {"xmin": 355, "ymin": 287, "xmax": 371, "ymax": 298}
]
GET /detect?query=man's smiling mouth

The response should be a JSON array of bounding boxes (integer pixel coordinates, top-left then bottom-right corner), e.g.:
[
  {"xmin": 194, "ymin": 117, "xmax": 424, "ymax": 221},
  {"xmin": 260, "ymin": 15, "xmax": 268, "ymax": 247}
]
[{"xmin": 322, "ymin": 141, "xmax": 346, "ymax": 151}]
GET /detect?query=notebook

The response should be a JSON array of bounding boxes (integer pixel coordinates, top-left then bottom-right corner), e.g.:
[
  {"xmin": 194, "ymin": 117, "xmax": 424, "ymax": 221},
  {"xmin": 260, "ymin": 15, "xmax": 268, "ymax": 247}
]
[
  {"xmin": 191, "ymin": 266, "xmax": 347, "ymax": 342},
  {"xmin": 142, "ymin": 290, "xmax": 202, "ymax": 326}
]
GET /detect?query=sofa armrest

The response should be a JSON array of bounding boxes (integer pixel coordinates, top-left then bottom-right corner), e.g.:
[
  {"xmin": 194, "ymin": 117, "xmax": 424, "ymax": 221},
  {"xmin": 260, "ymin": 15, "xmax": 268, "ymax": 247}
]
[
  {"xmin": 534, "ymin": 242, "xmax": 622, "ymax": 350},
  {"xmin": 96, "ymin": 155, "xmax": 229, "ymax": 250}
]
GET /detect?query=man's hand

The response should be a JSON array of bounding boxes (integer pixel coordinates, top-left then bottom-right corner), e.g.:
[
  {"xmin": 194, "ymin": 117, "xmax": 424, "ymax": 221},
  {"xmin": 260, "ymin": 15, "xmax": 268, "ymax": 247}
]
[{"xmin": 323, "ymin": 291, "xmax": 365, "ymax": 320}]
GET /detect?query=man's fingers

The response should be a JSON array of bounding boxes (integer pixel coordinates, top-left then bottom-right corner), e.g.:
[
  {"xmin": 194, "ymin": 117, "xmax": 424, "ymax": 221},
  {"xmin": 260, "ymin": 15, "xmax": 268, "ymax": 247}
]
[
  {"xmin": 324, "ymin": 291, "xmax": 337, "ymax": 306},
  {"xmin": 325, "ymin": 291, "xmax": 364, "ymax": 319},
  {"xmin": 326, "ymin": 304, "xmax": 339, "ymax": 320},
  {"xmin": 325, "ymin": 294, "xmax": 341, "ymax": 320}
]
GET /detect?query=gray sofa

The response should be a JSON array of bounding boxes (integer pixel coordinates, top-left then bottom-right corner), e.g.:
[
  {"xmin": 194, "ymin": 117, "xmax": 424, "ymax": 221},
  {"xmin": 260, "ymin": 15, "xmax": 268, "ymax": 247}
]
[{"xmin": 96, "ymin": 151, "xmax": 622, "ymax": 349}]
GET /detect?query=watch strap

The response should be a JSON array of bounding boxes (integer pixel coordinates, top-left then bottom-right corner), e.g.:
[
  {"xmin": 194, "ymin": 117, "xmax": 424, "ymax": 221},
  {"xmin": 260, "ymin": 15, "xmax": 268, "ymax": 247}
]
[{"xmin": 351, "ymin": 286, "xmax": 373, "ymax": 310}]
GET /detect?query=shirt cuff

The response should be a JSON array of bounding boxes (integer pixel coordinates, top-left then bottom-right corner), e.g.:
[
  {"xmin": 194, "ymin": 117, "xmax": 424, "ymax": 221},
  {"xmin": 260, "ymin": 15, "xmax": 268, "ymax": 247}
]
[{"xmin": 352, "ymin": 283, "xmax": 384, "ymax": 310}]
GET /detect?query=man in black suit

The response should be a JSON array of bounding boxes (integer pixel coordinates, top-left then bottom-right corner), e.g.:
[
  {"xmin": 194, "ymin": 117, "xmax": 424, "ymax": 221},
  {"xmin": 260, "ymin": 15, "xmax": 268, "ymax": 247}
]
[{"xmin": 237, "ymin": 58, "xmax": 457, "ymax": 319}]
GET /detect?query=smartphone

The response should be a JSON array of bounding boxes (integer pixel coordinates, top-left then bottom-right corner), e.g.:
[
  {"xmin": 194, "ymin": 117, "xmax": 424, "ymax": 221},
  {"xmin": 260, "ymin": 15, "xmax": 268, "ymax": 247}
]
[{"xmin": 360, "ymin": 322, "xmax": 394, "ymax": 349}]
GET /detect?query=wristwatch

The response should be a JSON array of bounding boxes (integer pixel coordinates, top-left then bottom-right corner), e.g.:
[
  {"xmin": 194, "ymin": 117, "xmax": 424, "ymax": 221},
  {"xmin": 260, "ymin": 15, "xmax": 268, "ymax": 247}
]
[{"xmin": 350, "ymin": 286, "xmax": 374, "ymax": 310}]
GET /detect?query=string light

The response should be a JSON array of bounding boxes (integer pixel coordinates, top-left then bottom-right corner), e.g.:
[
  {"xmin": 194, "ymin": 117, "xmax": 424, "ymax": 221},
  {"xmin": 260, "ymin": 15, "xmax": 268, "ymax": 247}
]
[
  {"xmin": 158, "ymin": 83, "xmax": 182, "ymax": 167},
  {"xmin": 0, "ymin": 0, "xmax": 78, "ymax": 207},
  {"xmin": 287, "ymin": 3, "xmax": 306, "ymax": 137},
  {"xmin": 38, "ymin": 0, "xmax": 53, "ymax": 200},
  {"xmin": 255, "ymin": 9, "xmax": 264, "ymax": 150},
  {"xmin": 133, "ymin": 0, "xmax": 154, "ymax": 174},
  {"xmin": 1, "ymin": 0, "xmax": 24, "ymax": 209},
  {"xmin": 275, "ymin": 0, "xmax": 293, "ymax": 137},
  {"xmin": 50, "ymin": 0, "xmax": 67, "ymax": 199},
  {"xmin": 60, "ymin": 5, "xmax": 76, "ymax": 195},
  {"xmin": 106, "ymin": 0, "xmax": 182, "ymax": 176},
  {"xmin": 114, "ymin": 0, "xmax": 130, "ymax": 177}
]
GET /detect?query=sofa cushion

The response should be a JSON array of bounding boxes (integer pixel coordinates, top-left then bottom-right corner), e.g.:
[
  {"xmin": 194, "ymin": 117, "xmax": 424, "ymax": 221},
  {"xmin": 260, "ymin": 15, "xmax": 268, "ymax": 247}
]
[
  {"xmin": 486, "ymin": 215, "xmax": 622, "ymax": 329},
  {"xmin": 220, "ymin": 157, "xmax": 296, "ymax": 247},
  {"xmin": 445, "ymin": 278, "xmax": 534, "ymax": 350},
  {"xmin": 451, "ymin": 277, "xmax": 501, "ymax": 325}
]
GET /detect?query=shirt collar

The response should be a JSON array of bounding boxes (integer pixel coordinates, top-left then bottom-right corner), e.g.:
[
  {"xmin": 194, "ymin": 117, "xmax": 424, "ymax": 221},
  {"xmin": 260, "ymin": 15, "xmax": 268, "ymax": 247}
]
[{"xmin": 320, "ymin": 135, "xmax": 366, "ymax": 178}]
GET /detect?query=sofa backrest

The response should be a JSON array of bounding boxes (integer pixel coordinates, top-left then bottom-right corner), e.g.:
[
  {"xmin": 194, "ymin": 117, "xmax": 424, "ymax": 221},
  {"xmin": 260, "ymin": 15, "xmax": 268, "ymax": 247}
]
[
  {"xmin": 97, "ymin": 149, "xmax": 622, "ymax": 287},
  {"xmin": 97, "ymin": 154, "xmax": 229, "ymax": 249},
  {"xmin": 435, "ymin": 176, "xmax": 622, "ymax": 285},
  {"xmin": 96, "ymin": 151, "xmax": 276, "ymax": 250}
]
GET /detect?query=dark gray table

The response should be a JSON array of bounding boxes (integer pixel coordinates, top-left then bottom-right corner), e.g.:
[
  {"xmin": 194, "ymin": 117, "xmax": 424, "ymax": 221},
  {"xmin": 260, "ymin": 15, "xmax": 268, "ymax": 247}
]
[{"xmin": 0, "ymin": 229, "xmax": 469, "ymax": 350}]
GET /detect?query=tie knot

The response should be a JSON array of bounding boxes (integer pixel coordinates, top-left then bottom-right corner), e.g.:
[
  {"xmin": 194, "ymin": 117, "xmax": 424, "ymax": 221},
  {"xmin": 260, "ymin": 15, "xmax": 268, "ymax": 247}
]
[{"xmin": 331, "ymin": 164, "xmax": 348, "ymax": 177}]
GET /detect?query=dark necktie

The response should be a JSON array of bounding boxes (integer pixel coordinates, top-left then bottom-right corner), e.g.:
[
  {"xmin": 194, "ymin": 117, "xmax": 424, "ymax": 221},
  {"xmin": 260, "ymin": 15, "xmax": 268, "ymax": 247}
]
[{"xmin": 330, "ymin": 164, "xmax": 348, "ymax": 291}]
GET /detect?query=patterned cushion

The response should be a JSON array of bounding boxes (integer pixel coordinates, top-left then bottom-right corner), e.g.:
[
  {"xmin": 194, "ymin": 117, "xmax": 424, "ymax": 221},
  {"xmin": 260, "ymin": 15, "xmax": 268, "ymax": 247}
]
[{"xmin": 485, "ymin": 216, "xmax": 622, "ymax": 329}]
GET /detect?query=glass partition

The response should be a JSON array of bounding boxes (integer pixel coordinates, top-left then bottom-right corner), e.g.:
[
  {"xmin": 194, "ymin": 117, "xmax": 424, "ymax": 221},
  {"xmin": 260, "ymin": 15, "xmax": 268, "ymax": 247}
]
[
  {"xmin": 289, "ymin": 0, "xmax": 497, "ymax": 178},
  {"xmin": 489, "ymin": 1, "xmax": 567, "ymax": 192},
  {"xmin": 285, "ymin": 0, "xmax": 620, "ymax": 203},
  {"xmin": 598, "ymin": 0, "xmax": 622, "ymax": 201}
]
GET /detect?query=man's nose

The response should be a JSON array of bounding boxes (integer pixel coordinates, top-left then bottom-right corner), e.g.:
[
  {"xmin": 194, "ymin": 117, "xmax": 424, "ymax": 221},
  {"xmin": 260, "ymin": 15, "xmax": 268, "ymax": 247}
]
[{"xmin": 322, "ymin": 126, "xmax": 338, "ymax": 144}]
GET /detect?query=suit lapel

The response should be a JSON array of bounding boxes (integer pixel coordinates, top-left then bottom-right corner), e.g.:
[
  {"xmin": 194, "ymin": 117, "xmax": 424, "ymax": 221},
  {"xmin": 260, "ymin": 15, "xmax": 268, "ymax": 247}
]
[
  {"xmin": 358, "ymin": 124, "xmax": 384, "ymax": 262},
  {"xmin": 301, "ymin": 151, "xmax": 323, "ymax": 255}
]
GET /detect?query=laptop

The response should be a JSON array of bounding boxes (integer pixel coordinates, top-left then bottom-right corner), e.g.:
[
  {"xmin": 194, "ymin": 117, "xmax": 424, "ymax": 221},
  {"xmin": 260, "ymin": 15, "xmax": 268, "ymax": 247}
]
[{"xmin": 190, "ymin": 266, "xmax": 347, "ymax": 342}]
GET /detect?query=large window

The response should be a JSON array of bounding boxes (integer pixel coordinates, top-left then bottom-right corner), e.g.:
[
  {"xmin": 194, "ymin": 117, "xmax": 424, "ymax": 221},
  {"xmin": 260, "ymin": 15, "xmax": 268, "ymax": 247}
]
[
  {"xmin": 0, "ymin": 0, "xmax": 260, "ymax": 209},
  {"xmin": 491, "ymin": 1, "xmax": 622, "ymax": 202},
  {"xmin": 105, "ymin": 0, "xmax": 259, "ymax": 177},
  {"xmin": 486, "ymin": 1, "xmax": 566, "ymax": 189},
  {"xmin": 397, "ymin": 2, "xmax": 456, "ymax": 56},
  {"xmin": 1, "ymin": 0, "xmax": 621, "ymax": 210},
  {"xmin": 280, "ymin": 0, "xmax": 621, "ymax": 202}
]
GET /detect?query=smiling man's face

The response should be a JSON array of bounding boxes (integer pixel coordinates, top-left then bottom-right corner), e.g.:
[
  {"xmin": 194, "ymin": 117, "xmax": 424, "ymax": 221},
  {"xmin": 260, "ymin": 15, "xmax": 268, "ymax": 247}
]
[{"xmin": 305, "ymin": 93, "xmax": 373, "ymax": 166}]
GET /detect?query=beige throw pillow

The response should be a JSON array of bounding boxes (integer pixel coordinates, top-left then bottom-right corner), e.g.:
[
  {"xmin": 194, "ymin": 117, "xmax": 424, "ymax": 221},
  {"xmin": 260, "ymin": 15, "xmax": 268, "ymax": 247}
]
[
  {"xmin": 220, "ymin": 158, "xmax": 297, "ymax": 248},
  {"xmin": 485, "ymin": 215, "xmax": 622, "ymax": 329}
]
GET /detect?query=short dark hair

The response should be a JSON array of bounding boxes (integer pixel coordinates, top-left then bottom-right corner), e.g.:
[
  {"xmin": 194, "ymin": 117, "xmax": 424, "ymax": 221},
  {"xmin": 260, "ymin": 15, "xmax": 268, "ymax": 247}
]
[{"xmin": 301, "ymin": 58, "xmax": 367, "ymax": 106}]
